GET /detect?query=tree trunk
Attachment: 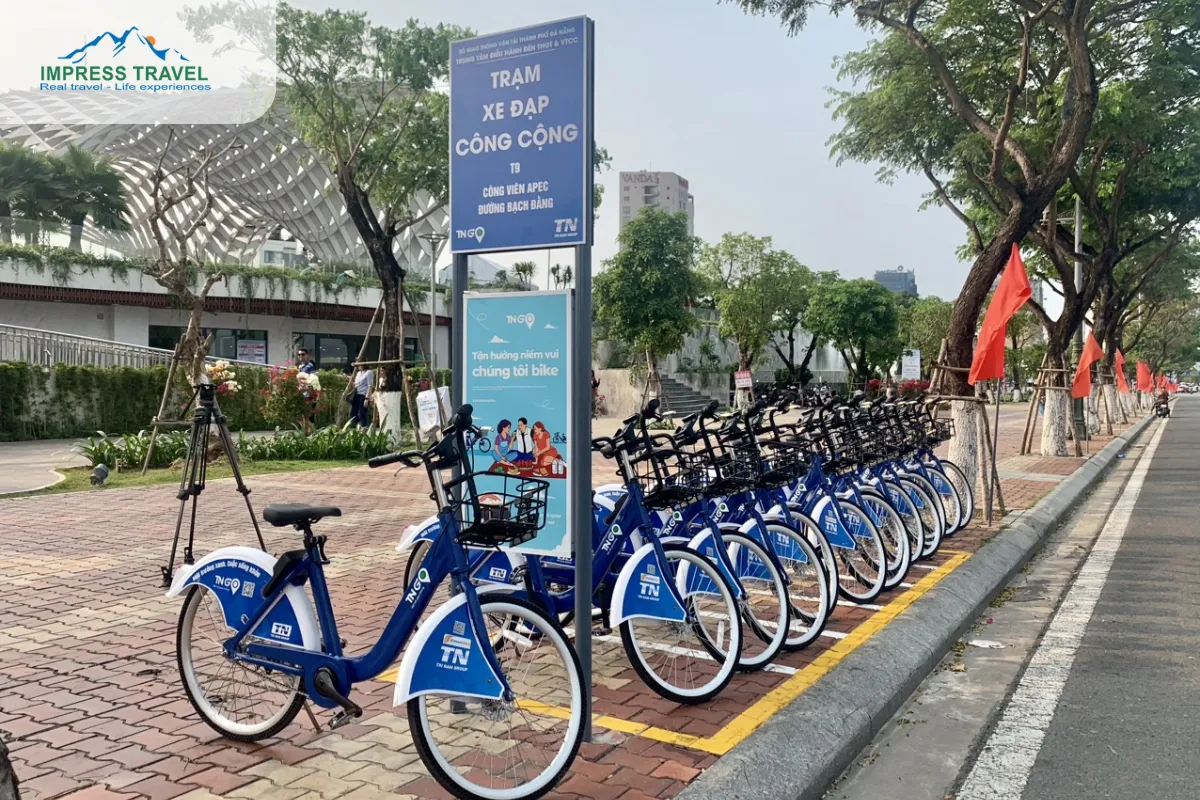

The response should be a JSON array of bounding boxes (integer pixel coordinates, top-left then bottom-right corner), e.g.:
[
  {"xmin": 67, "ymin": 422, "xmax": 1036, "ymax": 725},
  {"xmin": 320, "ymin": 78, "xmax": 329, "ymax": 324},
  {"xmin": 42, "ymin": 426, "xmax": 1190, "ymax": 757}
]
[
  {"xmin": 948, "ymin": 400, "xmax": 981, "ymax": 500},
  {"xmin": 0, "ymin": 202, "xmax": 11, "ymax": 244},
  {"xmin": 798, "ymin": 336, "xmax": 819, "ymax": 385},
  {"xmin": 68, "ymin": 214, "xmax": 86, "ymax": 252},
  {"xmin": 1102, "ymin": 382, "xmax": 1121, "ymax": 428},
  {"xmin": 1040, "ymin": 347, "xmax": 1071, "ymax": 457}
]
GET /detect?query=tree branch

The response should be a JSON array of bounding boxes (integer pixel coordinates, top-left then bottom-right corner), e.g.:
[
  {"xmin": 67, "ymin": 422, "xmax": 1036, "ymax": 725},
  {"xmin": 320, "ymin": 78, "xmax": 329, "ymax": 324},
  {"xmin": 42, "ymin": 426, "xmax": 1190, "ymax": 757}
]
[{"xmin": 922, "ymin": 164, "xmax": 984, "ymax": 253}]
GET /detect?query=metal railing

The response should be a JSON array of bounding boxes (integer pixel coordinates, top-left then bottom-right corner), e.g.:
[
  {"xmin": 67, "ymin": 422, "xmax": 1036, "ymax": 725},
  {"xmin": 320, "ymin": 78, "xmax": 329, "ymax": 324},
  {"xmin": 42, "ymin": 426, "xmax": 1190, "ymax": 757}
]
[{"xmin": 0, "ymin": 324, "xmax": 270, "ymax": 370}]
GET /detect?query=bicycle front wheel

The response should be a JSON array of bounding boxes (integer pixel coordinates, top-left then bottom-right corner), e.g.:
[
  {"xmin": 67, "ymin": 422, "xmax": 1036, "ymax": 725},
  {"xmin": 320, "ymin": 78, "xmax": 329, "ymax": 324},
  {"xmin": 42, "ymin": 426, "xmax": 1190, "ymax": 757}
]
[
  {"xmin": 409, "ymin": 596, "xmax": 585, "ymax": 800},
  {"xmin": 937, "ymin": 459, "xmax": 975, "ymax": 532},
  {"xmin": 620, "ymin": 544, "xmax": 742, "ymax": 704},
  {"xmin": 762, "ymin": 522, "xmax": 832, "ymax": 649},
  {"xmin": 860, "ymin": 489, "xmax": 912, "ymax": 590},
  {"xmin": 835, "ymin": 500, "xmax": 888, "ymax": 604},
  {"xmin": 722, "ymin": 531, "xmax": 789, "ymax": 672}
]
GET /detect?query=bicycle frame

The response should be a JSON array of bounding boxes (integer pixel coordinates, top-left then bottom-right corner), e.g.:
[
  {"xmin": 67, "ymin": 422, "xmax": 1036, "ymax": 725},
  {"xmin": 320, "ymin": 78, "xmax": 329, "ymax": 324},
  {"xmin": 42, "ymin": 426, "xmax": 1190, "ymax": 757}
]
[{"xmin": 222, "ymin": 508, "xmax": 515, "ymax": 707}]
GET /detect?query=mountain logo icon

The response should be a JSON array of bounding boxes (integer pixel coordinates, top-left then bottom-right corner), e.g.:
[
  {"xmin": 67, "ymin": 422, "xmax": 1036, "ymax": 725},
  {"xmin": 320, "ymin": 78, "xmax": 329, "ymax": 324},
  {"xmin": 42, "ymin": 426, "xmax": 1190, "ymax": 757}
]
[{"xmin": 59, "ymin": 26, "xmax": 190, "ymax": 64}]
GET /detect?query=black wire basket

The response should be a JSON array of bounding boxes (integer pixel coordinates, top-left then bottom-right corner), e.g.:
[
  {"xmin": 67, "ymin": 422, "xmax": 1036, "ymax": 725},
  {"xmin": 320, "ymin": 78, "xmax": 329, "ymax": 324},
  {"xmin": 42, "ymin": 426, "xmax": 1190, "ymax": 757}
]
[
  {"xmin": 755, "ymin": 439, "xmax": 808, "ymax": 487},
  {"xmin": 452, "ymin": 472, "xmax": 549, "ymax": 548},
  {"xmin": 926, "ymin": 417, "xmax": 954, "ymax": 445},
  {"xmin": 630, "ymin": 445, "xmax": 707, "ymax": 509},
  {"xmin": 703, "ymin": 438, "xmax": 761, "ymax": 496}
]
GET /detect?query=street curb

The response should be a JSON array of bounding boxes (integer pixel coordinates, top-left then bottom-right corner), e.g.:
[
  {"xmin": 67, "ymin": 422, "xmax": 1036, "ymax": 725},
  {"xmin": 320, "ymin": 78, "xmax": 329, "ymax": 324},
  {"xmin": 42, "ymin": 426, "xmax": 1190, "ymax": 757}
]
[{"xmin": 677, "ymin": 414, "xmax": 1157, "ymax": 800}]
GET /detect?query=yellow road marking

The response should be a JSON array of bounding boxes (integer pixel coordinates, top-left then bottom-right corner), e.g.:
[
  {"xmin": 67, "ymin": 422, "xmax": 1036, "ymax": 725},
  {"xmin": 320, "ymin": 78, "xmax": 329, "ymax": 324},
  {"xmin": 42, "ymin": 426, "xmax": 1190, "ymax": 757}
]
[{"xmin": 371, "ymin": 550, "xmax": 970, "ymax": 755}]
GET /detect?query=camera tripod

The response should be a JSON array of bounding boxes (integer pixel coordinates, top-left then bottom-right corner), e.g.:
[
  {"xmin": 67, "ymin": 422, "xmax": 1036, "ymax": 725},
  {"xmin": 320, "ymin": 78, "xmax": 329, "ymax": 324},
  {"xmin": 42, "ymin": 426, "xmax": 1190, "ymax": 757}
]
[{"xmin": 161, "ymin": 380, "xmax": 266, "ymax": 586}]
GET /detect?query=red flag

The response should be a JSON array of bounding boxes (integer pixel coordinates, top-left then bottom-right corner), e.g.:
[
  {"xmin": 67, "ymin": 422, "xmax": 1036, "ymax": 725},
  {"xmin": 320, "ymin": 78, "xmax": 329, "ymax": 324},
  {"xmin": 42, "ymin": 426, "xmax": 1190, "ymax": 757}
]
[
  {"xmin": 1071, "ymin": 333, "xmax": 1105, "ymax": 399},
  {"xmin": 969, "ymin": 244, "xmax": 1032, "ymax": 385},
  {"xmin": 1114, "ymin": 349, "xmax": 1130, "ymax": 393},
  {"xmin": 1137, "ymin": 361, "xmax": 1153, "ymax": 392}
]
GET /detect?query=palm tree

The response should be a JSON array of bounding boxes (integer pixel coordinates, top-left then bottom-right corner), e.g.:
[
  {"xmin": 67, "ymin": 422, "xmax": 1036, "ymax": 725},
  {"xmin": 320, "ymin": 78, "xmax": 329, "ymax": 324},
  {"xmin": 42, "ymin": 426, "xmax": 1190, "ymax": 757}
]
[
  {"xmin": 48, "ymin": 144, "xmax": 130, "ymax": 251},
  {"xmin": 550, "ymin": 264, "xmax": 573, "ymax": 289},
  {"xmin": 512, "ymin": 260, "xmax": 536, "ymax": 289},
  {"xmin": 0, "ymin": 142, "xmax": 50, "ymax": 245}
]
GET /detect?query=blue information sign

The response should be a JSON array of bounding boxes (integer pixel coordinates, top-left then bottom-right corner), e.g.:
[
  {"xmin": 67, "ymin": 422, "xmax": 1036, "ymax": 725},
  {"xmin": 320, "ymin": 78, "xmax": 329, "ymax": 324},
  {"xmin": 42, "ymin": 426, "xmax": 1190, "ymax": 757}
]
[
  {"xmin": 462, "ymin": 291, "xmax": 573, "ymax": 555},
  {"xmin": 449, "ymin": 17, "xmax": 592, "ymax": 253}
]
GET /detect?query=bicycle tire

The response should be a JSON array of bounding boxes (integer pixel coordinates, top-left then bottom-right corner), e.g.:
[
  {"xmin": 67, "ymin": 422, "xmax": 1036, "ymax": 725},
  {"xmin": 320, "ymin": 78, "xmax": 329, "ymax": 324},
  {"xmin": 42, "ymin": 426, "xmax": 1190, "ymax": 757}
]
[
  {"xmin": 620, "ymin": 544, "xmax": 742, "ymax": 705},
  {"xmin": 177, "ymin": 585, "xmax": 305, "ymax": 742},
  {"xmin": 834, "ymin": 500, "xmax": 888, "ymax": 604},
  {"xmin": 879, "ymin": 479, "xmax": 926, "ymax": 563},
  {"xmin": 761, "ymin": 521, "xmax": 832, "ymax": 649},
  {"xmin": 785, "ymin": 505, "xmax": 840, "ymax": 615},
  {"xmin": 408, "ymin": 596, "xmax": 585, "ymax": 800},
  {"xmin": 900, "ymin": 477, "xmax": 943, "ymax": 558},
  {"xmin": 924, "ymin": 465, "xmax": 963, "ymax": 535},
  {"xmin": 860, "ymin": 489, "xmax": 912, "ymax": 590},
  {"xmin": 720, "ymin": 531, "xmax": 789, "ymax": 672},
  {"xmin": 936, "ymin": 459, "xmax": 975, "ymax": 533}
]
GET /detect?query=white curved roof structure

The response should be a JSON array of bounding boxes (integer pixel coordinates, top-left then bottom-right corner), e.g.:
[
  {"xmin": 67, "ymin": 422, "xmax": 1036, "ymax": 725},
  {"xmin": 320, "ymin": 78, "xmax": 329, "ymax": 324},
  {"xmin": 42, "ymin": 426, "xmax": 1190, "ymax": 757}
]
[{"xmin": 0, "ymin": 88, "xmax": 446, "ymax": 271}]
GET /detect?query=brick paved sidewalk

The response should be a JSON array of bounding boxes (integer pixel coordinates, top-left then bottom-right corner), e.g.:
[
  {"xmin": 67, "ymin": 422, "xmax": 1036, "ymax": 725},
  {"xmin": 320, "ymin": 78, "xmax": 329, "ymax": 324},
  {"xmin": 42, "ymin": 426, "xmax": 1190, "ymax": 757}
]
[{"xmin": 0, "ymin": 413, "xmax": 1137, "ymax": 800}]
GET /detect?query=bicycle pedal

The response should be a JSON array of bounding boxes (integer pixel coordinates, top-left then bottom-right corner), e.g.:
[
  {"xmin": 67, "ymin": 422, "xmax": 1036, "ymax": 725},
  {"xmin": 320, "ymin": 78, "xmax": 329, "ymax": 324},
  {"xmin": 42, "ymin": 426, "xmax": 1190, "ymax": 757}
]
[
  {"xmin": 330, "ymin": 708, "xmax": 363, "ymax": 730},
  {"xmin": 592, "ymin": 624, "xmax": 612, "ymax": 636}
]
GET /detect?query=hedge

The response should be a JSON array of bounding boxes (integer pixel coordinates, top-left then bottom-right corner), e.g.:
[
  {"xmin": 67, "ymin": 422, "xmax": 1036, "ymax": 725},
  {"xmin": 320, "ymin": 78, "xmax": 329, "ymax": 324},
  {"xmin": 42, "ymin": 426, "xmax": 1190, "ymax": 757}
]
[{"xmin": 0, "ymin": 362, "xmax": 349, "ymax": 441}]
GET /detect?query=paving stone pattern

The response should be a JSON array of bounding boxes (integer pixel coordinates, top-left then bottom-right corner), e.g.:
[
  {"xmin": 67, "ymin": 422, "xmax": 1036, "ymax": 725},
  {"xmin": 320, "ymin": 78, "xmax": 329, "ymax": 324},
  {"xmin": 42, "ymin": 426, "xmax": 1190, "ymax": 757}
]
[{"xmin": 0, "ymin": 413, "xmax": 1134, "ymax": 800}]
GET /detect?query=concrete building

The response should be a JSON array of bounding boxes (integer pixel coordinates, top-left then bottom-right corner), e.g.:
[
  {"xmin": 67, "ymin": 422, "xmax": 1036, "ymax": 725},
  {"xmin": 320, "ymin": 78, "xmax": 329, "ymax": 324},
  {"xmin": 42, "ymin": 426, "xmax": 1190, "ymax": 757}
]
[
  {"xmin": 618, "ymin": 171, "xmax": 694, "ymax": 238},
  {"xmin": 874, "ymin": 266, "xmax": 918, "ymax": 297}
]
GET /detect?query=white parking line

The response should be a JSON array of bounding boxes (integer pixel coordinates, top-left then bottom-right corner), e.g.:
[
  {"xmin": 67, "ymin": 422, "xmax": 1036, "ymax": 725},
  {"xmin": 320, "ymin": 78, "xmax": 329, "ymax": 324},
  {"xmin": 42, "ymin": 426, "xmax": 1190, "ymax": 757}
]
[{"xmin": 957, "ymin": 420, "xmax": 1166, "ymax": 800}]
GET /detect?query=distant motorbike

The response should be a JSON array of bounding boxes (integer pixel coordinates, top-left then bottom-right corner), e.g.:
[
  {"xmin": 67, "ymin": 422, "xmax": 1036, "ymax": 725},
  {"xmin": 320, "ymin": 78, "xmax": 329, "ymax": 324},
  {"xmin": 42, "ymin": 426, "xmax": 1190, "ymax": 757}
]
[{"xmin": 1155, "ymin": 398, "xmax": 1171, "ymax": 418}]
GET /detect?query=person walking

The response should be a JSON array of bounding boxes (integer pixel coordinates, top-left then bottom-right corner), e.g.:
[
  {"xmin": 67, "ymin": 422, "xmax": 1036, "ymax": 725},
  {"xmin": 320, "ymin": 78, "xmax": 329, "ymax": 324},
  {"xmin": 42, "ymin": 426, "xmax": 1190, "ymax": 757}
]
[
  {"xmin": 351, "ymin": 366, "xmax": 375, "ymax": 428},
  {"xmin": 296, "ymin": 347, "xmax": 318, "ymax": 432}
]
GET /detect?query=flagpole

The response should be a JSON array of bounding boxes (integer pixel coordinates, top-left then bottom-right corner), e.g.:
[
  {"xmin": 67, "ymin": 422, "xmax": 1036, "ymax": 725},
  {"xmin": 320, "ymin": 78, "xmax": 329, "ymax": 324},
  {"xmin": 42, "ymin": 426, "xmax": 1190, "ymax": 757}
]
[{"xmin": 991, "ymin": 377, "xmax": 1002, "ymax": 525}]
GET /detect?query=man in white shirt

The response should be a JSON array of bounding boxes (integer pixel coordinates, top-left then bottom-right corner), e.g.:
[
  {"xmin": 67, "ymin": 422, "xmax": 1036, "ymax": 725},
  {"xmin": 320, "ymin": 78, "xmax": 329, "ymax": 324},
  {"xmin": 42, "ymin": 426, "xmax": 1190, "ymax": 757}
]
[
  {"xmin": 351, "ymin": 367, "xmax": 375, "ymax": 427},
  {"xmin": 510, "ymin": 417, "xmax": 535, "ymax": 465}
]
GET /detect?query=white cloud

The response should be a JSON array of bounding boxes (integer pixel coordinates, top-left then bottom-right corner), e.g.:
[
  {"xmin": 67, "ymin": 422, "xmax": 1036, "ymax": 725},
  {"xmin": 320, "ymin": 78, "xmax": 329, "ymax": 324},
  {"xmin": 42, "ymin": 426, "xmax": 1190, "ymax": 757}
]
[
  {"xmin": 489, "ymin": 335, "xmax": 509, "ymax": 344},
  {"xmin": 544, "ymin": 323, "xmax": 557, "ymax": 329}
]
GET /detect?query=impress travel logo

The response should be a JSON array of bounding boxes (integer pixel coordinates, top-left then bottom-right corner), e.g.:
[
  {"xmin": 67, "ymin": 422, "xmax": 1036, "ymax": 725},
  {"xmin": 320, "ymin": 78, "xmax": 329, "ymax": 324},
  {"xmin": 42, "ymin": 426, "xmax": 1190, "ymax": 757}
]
[
  {"xmin": 40, "ymin": 26, "xmax": 211, "ymax": 92},
  {"xmin": 0, "ymin": 1, "xmax": 278, "ymax": 125}
]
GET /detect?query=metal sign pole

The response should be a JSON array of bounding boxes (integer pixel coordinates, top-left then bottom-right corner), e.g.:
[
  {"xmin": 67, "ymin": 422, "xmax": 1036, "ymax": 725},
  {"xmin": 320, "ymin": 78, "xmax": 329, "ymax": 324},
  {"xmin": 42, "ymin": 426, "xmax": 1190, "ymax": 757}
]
[
  {"xmin": 570, "ymin": 17, "xmax": 596, "ymax": 742},
  {"xmin": 451, "ymin": 253, "xmax": 468, "ymax": 409}
]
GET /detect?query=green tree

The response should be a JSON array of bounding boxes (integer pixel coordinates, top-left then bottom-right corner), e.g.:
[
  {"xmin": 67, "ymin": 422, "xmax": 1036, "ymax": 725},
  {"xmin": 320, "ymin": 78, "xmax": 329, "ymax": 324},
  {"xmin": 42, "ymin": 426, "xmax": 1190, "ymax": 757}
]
[
  {"xmin": 0, "ymin": 142, "xmax": 51, "ymax": 244},
  {"xmin": 512, "ymin": 261, "xmax": 537, "ymax": 289},
  {"xmin": 186, "ymin": 3, "xmax": 466, "ymax": 389},
  {"xmin": 594, "ymin": 209, "xmax": 701, "ymax": 399},
  {"xmin": 764, "ymin": 254, "xmax": 817, "ymax": 383},
  {"xmin": 898, "ymin": 296, "xmax": 953, "ymax": 380},
  {"xmin": 804, "ymin": 276, "xmax": 902, "ymax": 384},
  {"xmin": 49, "ymin": 144, "xmax": 131, "ymax": 251},
  {"xmin": 698, "ymin": 233, "xmax": 776, "ymax": 371}
]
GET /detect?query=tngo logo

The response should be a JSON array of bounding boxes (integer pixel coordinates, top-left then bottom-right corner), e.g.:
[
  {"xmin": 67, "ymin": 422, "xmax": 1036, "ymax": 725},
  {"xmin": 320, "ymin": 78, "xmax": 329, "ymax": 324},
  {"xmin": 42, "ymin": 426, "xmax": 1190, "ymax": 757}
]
[
  {"xmin": 455, "ymin": 226, "xmax": 486, "ymax": 243},
  {"xmin": 506, "ymin": 313, "xmax": 536, "ymax": 329},
  {"xmin": 214, "ymin": 575, "xmax": 241, "ymax": 595}
]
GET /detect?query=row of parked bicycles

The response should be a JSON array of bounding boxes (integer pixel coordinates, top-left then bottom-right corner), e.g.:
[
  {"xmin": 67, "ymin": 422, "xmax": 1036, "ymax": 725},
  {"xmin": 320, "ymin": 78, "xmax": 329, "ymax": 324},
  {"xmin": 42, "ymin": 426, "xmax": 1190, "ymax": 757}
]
[{"xmin": 167, "ymin": 390, "xmax": 975, "ymax": 800}]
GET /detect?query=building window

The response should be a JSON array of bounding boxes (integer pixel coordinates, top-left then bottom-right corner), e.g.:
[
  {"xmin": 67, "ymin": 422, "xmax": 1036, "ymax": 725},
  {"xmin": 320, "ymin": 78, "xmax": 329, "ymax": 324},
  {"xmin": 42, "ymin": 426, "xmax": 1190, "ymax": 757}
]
[
  {"xmin": 622, "ymin": 205, "xmax": 631, "ymax": 215},
  {"xmin": 295, "ymin": 332, "xmax": 380, "ymax": 373},
  {"xmin": 149, "ymin": 326, "xmax": 269, "ymax": 364}
]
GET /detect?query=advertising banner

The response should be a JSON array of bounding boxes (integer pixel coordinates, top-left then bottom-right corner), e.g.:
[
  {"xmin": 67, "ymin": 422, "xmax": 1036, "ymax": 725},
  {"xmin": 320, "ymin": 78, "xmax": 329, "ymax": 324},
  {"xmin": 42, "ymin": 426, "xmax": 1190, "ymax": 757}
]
[{"xmin": 462, "ymin": 291, "xmax": 572, "ymax": 555}]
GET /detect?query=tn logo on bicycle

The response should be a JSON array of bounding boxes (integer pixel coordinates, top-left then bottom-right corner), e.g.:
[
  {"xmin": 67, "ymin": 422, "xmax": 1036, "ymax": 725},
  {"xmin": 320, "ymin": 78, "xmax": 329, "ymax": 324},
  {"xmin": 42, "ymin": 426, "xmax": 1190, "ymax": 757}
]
[{"xmin": 440, "ymin": 633, "xmax": 473, "ymax": 668}]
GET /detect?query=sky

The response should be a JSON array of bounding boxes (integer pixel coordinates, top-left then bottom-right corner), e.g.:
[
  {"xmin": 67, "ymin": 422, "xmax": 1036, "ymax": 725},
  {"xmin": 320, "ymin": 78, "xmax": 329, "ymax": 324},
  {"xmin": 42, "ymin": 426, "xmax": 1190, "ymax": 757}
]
[{"xmin": 297, "ymin": 0, "xmax": 972, "ymax": 299}]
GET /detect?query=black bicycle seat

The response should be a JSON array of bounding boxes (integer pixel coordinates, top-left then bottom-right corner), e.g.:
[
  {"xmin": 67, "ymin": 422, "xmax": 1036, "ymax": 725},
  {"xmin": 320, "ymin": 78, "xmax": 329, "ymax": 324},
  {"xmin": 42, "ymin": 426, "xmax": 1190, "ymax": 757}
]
[{"xmin": 263, "ymin": 504, "xmax": 342, "ymax": 528}]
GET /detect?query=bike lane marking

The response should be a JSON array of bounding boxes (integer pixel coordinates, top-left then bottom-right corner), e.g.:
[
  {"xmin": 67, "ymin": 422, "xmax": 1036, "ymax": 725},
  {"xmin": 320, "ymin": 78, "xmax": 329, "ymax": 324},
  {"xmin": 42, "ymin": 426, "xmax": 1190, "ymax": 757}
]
[
  {"xmin": 374, "ymin": 549, "xmax": 969, "ymax": 755},
  {"xmin": 956, "ymin": 419, "xmax": 1167, "ymax": 799}
]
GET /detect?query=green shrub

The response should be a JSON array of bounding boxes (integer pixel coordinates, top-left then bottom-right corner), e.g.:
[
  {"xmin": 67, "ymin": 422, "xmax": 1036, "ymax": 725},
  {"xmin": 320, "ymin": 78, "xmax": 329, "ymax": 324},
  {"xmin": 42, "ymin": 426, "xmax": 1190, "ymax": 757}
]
[{"xmin": 0, "ymin": 361, "xmax": 350, "ymax": 441}]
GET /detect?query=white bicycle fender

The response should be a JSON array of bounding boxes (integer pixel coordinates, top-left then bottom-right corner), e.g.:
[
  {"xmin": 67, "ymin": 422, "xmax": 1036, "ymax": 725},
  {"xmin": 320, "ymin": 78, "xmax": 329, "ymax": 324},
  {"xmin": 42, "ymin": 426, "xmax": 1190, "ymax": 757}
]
[
  {"xmin": 609, "ymin": 543, "xmax": 688, "ymax": 627},
  {"xmin": 397, "ymin": 515, "xmax": 440, "ymax": 554},
  {"xmin": 394, "ymin": 592, "xmax": 505, "ymax": 705},
  {"xmin": 166, "ymin": 546, "xmax": 320, "ymax": 651}
]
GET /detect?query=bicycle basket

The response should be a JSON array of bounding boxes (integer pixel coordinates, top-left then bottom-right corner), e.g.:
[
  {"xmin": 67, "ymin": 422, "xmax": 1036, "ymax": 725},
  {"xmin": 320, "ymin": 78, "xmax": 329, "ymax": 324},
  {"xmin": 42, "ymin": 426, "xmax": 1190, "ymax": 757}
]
[
  {"xmin": 632, "ymin": 446, "xmax": 706, "ymax": 509},
  {"xmin": 704, "ymin": 438, "xmax": 760, "ymax": 496},
  {"xmin": 453, "ymin": 472, "xmax": 549, "ymax": 548},
  {"xmin": 926, "ymin": 417, "xmax": 954, "ymax": 445},
  {"xmin": 755, "ymin": 440, "xmax": 807, "ymax": 487}
]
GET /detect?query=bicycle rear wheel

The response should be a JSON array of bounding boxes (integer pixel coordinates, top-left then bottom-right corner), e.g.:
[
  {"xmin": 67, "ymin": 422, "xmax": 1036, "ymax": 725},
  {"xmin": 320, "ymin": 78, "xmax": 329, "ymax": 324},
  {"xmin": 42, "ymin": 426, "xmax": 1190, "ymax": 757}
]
[
  {"xmin": 409, "ymin": 596, "xmax": 585, "ymax": 800},
  {"xmin": 620, "ymin": 544, "xmax": 742, "ymax": 704},
  {"xmin": 176, "ymin": 585, "xmax": 304, "ymax": 742},
  {"xmin": 881, "ymin": 479, "xmax": 926, "ymax": 563},
  {"xmin": 900, "ymin": 477, "xmax": 943, "ymax": 558}
]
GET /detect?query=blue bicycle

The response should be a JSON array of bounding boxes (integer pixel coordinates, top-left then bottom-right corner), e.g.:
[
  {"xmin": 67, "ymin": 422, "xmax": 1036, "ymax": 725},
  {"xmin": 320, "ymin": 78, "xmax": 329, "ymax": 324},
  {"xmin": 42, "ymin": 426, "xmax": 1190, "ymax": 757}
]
[{"xmin": 169, "ymin": 405, "xmax": 586, "ymax": 800}]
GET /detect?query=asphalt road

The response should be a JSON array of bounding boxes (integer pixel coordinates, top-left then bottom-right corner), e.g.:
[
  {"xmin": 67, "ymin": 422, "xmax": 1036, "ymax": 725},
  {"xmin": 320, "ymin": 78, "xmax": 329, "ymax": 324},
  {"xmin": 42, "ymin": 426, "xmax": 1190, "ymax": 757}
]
[{"xmin": 1017, "ymin": 397, "xmax": 1200, "ymax": 799}]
